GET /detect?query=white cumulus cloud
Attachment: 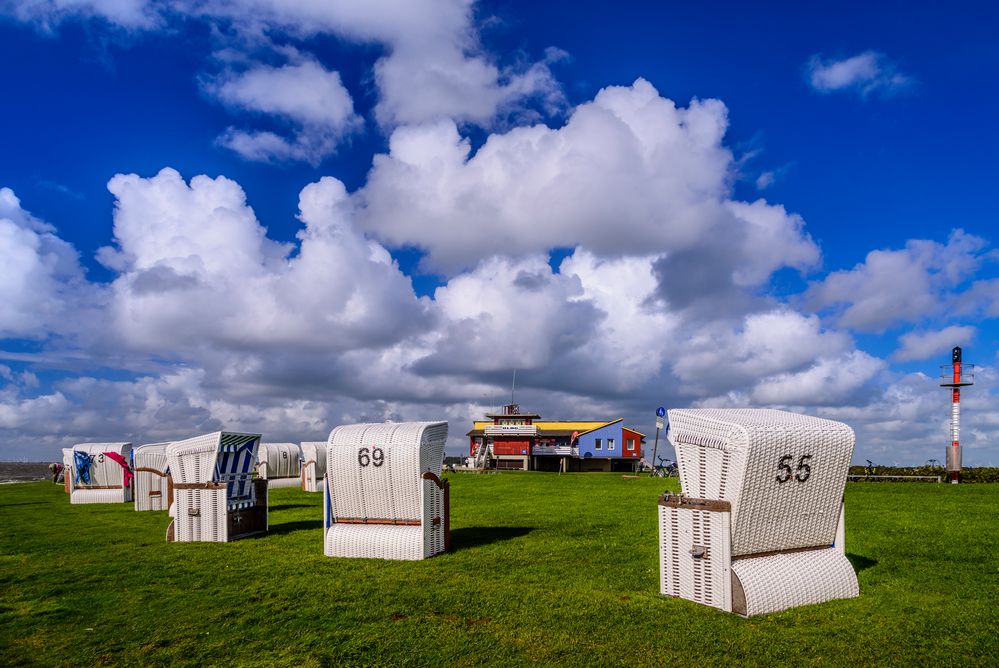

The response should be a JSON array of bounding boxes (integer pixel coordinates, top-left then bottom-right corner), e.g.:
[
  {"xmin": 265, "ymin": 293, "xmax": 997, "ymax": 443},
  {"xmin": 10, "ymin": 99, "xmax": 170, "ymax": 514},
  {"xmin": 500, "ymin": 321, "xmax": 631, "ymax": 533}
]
[
  {"xmin": 805, "ymin": 230, "xmax": 989, "ymax": 332},
  {"xmin": 357, "ymin": 79, "xmax": 819, "ymax": 280},
  {"xmin": 806, "ymin": 51, "xmax": 914, "ymax": 98},
  {"xmin": 97, "ymin": 168, "xmax": 428, "ymax": 355},
  {"xmin": 893, "ymin": 325, "xmax": 976, "ymax": 362},
  {"xmin": 1, "ymin": 0, "xmax": 161, "ymax": 29},
  {"xmin": 0, "ymin": 187, "xmax": 94, "ymax": 338},
  {"xmin": 3, "ymin": 0, "xmax": 565, "ymax": 147},
  {"xmin": 207, "ymin": 58, "xmax": 362, "ymax": 164}
]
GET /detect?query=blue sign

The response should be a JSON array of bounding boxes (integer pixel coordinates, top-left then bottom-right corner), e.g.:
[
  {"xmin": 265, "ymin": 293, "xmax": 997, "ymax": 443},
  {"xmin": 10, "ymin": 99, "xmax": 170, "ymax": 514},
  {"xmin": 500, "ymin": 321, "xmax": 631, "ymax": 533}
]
[{"xmin": 656, "ymin": 406, "xmax": 666, "ymax": 418}]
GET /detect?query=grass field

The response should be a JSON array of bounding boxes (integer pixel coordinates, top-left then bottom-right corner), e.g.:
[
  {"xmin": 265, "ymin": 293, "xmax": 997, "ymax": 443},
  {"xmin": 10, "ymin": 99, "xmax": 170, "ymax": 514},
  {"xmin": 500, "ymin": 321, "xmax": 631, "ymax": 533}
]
[{"xmin": 1, "ymin": 474, "xmax": 997, "ymax": 666}]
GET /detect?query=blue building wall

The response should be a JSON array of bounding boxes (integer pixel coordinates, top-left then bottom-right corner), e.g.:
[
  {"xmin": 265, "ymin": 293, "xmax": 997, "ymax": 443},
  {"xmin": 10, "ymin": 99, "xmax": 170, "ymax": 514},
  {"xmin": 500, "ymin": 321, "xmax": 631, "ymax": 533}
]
[{"xmin": 576, "ymin": 422, "xmax": 622, "ymax": 459}]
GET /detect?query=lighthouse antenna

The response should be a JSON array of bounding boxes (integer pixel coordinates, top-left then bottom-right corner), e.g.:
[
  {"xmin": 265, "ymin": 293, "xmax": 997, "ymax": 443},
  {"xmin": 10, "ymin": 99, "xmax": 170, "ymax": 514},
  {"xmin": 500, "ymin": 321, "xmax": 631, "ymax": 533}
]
[{"xmin": 511, "ymin": 368, "xmax": 517, "ymax": 405}]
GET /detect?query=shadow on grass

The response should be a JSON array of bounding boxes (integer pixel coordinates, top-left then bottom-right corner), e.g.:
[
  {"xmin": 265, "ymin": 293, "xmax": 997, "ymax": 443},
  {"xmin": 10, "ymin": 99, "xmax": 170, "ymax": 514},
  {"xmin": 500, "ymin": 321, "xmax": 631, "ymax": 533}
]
[
  {"xmin": 450, "ymin": 526, "xmax": 533, "ymax": 551},
  {"xmin": 256, "ymin": 520, "xmax": 323, "ymax": 537},
  {"xmin": 847, "ymin": 553, "xmax": 878, "ymax": 573},
  {"xmin": 269, "ymin": 504, "xmax": 314, "ymax": 511},
  {"xmin": 0, "ymin": 501, "xmax": 47, "ymax": 507}
]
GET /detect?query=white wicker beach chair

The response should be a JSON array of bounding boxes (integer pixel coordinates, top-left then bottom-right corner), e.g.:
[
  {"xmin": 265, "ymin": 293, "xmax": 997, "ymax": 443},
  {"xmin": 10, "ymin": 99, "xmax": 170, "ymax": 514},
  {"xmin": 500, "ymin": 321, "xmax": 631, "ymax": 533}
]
[
  {"xmin": 300, "ymin": 441, "xmax": 327, "ymax": 492},
  {"xmin": 165, "ymin": 432, "xmax": 266, "ymax": 542},
  {"xmin": 61, "ymin": 448, "xmax": 73, "ymax": 494},
  {"xmin": 67, "ymin": 443, "xmax": 134, "ymax": 504},
  {"xmin": 133, "ymin": 442, "xmax": 172, "ymax": 511},
  {"xmin": 324, "ymin": 421, "xmax": 449, "ymax": 561},
  {"xmin": 659, "ymin": 409, "xmax": 859, "ymax": 616},
  {"xmin": 256, "ymin": 442, "xmax": 303, "ymax": 489}
]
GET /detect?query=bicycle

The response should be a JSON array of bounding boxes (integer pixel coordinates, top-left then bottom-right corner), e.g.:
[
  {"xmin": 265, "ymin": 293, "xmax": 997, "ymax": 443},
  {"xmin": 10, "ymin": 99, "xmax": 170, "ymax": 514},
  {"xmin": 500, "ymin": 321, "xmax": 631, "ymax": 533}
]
[
  {"xmin": 651, "ymin": 456, "xmax": 678, "ymax": 478},
  {"xmin": 864, "ymin": 459, "xmax": 876, "ymax": 475}
]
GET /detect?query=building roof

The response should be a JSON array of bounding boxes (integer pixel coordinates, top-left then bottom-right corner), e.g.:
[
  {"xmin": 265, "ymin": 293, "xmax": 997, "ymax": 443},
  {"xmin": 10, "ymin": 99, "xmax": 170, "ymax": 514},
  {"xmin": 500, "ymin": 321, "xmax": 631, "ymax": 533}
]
[
  {"xmin": 485, "ymin": 411, "xmax": 542, "ymax": 420},
  {"xmin": 575, "ymin": 418, "xmax": 623, "ymax": 437},
  {"xmin": 467, "ymin": 419, "xmax": 638, "ymax": 437}
]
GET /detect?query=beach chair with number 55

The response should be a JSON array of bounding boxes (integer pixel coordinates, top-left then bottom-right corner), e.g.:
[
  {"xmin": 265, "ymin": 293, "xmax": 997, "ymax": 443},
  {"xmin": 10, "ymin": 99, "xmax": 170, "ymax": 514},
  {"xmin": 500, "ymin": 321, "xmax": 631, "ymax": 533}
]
[{"xmin": 659, "ymin": 409, "xmax": 859, "ymax": 616}]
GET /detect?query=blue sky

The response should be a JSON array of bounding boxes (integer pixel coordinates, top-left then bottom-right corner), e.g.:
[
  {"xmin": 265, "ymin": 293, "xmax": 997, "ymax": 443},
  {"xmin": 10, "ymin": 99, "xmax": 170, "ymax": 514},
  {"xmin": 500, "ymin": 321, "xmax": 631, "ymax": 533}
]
[{"xmin": 1, "ymin": 0, "xmax": 997, "ymax": 464}]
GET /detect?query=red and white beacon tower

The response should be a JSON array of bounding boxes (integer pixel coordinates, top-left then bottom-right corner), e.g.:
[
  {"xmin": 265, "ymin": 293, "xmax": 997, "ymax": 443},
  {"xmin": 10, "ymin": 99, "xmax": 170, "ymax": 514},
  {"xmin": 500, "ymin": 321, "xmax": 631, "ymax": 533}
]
[{"xmin": 939, "ymin": 346, "xmax": 974, "ymax": 484}]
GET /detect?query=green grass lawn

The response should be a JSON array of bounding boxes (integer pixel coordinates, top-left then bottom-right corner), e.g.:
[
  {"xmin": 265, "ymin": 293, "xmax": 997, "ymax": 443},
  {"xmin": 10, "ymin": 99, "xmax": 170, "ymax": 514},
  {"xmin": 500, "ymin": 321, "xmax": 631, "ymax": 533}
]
[{"xmin": 1, "ymin": 474, "xmax": 997, "ymax": 666}]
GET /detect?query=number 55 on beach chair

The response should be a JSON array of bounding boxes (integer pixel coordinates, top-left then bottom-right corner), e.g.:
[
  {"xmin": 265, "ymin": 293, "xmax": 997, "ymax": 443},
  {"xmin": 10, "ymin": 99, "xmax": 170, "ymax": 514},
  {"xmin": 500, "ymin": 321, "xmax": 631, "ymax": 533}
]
[
  {"xmin": 659, "ymin": 409, "xmax": 859, "ymax": 616},
  {"xmin": 323, "ymin": 421, "xmax": 450, "ymax": 561}
]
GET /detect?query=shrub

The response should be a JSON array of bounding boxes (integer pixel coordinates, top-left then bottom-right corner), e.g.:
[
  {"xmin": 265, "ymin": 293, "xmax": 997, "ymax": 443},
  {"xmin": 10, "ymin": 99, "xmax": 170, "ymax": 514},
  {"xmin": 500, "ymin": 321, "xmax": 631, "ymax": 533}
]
[{"xmin": 847, "ymin": 465, "xmax": 999, "ymax": 482}]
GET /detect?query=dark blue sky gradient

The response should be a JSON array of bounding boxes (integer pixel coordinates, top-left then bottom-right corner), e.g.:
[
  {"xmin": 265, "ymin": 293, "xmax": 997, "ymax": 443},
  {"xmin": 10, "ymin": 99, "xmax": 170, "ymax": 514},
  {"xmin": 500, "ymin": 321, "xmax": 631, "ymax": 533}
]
[{"xmin": 1, "ymin": 0, "xmax": 997, "ymax": 365}]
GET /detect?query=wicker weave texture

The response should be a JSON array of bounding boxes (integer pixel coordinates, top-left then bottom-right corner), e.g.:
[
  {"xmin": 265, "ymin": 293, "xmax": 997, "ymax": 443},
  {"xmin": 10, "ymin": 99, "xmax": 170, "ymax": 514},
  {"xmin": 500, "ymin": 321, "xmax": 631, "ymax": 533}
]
[
  {"xmin": 659, "ymin": 505, "xmax": 732, "ymax": 611},
  {"xmin": 167, "ymin": 432, "xmax": 226, "ymax": 483},
  {"xmin": 835, "ymin": 503, "xmax": 846, "ymax": 554},
  {"xmin": 61, "ymin": 449, "xmax": 73, "ymax": 494},
  {"xmin": 732, "ymin": 548, "xmax": 859, "ymax": 616},
  {"xmin": 324, "ymin": 421, "xmax": 448, "ymax": 560},
  {"xmin": 175, "ymin": 488, "xmax": 227, "ymax": 542},
  {"xmin": 257, "ymin": 442, "xmax": 302, "ymax": 480},
  {"xmin": 266, "ymin": 477, "xmax": 301, "ymax": 489},
  {"xmin": 134, "ymin": 443, "xmax": 171, "ymax": 511},
  {"xmin": 71, "ymin": 489, "xmax": 131, "ymax": 504},
  {"xmin": 326, "ymin": 524, "xmax": 424, "ymax": 560},
  {"xmin": 68, "ymin": 442, "xmax": 133, "ymax": 504},
  {"xmin": 667, "ymin": 409, "xmax": 854, "ymax": 555},
  {"xmin": 300, "ymin": 442, "xmax": 327, "ymax": 492},
  {"xmin": 326, "ymin": 421, "xmax": 446, "ymax": 522},
  {"xmin": 166, "ymin": 432, "xmax": 264, "ymax": 542},
  {"xmin": 423, "ymin": 478, "xmax": 446, "ymax": 557}
]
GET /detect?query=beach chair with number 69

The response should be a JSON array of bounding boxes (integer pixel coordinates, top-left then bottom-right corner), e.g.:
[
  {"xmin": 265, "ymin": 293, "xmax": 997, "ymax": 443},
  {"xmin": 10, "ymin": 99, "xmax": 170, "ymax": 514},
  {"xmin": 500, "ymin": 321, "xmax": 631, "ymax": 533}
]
[{"xmin": 324, "ymin": 421, "xmax": 450, "ymax": 560}]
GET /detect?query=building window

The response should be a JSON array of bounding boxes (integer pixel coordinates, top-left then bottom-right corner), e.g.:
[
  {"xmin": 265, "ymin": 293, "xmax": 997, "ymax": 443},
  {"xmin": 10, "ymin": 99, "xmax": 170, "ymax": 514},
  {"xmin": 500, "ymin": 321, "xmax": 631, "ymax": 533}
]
[
  {"xmin": 626, "ymin": 438, "xmax": 635, "ymax": 451},
  {"xmin": 595, "ymin": 438, "xmax": 602, "ymax": 450},
  {"xmin": 608, "ymin": 438, "xmax": 615, "ymax": 451}
]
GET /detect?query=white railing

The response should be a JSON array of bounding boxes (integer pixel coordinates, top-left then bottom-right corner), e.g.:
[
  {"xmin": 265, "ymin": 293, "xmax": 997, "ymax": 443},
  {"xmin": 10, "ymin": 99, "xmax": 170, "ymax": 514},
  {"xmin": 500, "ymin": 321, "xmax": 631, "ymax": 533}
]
[
  {"xmin": 847, "ymin": 474, "xmax": 942, "ymax": 483},
  {"xmin": 533, "ymin": 446, "xmax": 577, "ymax": 456},
  {"xmin": 473, "ymin": 443, "xmax": 491, "ymax": 469},
  {"xmin": 484, "ymin": 425, "xmax": 538, "ymax": 437}
]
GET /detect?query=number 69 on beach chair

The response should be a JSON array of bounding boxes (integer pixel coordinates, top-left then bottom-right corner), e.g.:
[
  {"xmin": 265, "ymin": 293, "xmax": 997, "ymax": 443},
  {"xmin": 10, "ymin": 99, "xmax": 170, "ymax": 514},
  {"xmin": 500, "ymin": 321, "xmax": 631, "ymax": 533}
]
[
  {"xmin": 323, "ymin": 421, "xmax": 450, "ymax": 560},
  {"xmin": 659, "ymin": 409, "xmax": 859, "ymax": 616}
]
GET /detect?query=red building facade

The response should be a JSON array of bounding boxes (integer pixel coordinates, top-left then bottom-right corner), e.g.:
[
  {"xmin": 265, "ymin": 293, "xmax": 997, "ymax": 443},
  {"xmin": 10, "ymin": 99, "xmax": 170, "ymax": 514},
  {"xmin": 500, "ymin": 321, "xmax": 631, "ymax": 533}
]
[{"xmin": 467, "ymin": 404, "xmax": 645, "ymax": 472}]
